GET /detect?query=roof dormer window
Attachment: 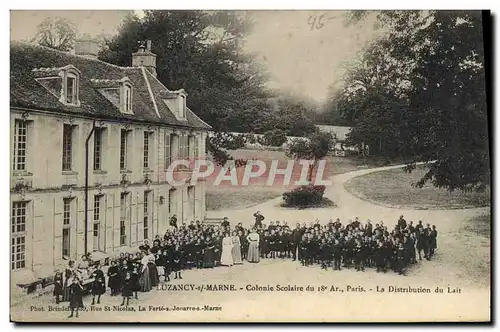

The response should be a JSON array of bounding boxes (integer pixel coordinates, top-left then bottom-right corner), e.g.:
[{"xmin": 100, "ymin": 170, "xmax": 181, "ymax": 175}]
[
  {"xmin": 121, "ymin": 80, "xmax": 133, "ymax": 114},
  {"xmin": 32, "ymin": 64, "xmax": 80, "ymax": 107},
  {"xmin": 161, "ymin": 88, "xmax": 187, "ymax": 121},
  {"xmin": 66, "ymin": 73, "xmax": 77, "ymax": 104},
  {"xmin": 62, "ymin": 67, "xmax": 80, "ymax": 106},
  {"xmin": 179, "ymin": 94, "xmax": 186, "ymax": 119}
]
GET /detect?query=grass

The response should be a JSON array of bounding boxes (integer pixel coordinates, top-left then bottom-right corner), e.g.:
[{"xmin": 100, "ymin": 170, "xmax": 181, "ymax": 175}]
[
  {"xmin": 344, "ymin": 165, "xmax": 491, "ymax": 210},
  {"xmin": 205, "ymin": 149, "xmax": 398, "ymax": 211},
  {"xmin": 206, "ymin": 188, "xmax": 282, "ymax": 211},
  {"xmin": 463, "ymin": 214, "xmax": 491, "ymax": 238}
]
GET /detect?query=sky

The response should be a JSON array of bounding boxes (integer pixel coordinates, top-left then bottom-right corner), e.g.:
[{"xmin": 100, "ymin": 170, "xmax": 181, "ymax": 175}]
[{"xmin": 10, "ymin": 10, "xmax": 380, "ymax": 103}]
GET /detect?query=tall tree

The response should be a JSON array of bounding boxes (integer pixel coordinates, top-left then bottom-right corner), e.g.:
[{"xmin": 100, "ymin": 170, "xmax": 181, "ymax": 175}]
[
  {"xmin": 100, "ymin": 11, "xmax": 320, "ymax": 166},
  {"xmin": 336, "ymin": 10, "xmax": 489, "ymax": 191},
  {"xmin": 32, "ymin": 17, "xmax": 76, "ymax": 52}
]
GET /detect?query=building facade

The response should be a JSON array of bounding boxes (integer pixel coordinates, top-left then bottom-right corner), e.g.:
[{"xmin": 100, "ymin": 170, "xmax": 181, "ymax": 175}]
[{"xmin": 10, "ymin": 41, "xmax": 211, "ymax": 284}]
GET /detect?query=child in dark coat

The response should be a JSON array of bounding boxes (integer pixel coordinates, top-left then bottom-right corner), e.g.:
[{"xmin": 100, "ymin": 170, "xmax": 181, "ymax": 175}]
[
  {"xmin": 172, "ymin": 245, "xmax": 184, "ymax": 280},
  {"xmin": 91, "ymin": 263, "xmax": 106, "ymax": 305},
  {"xmin": 53, "ymin": 271, "xmax": 64, "ymax": 304},
  {"xmin": 68, "ymin": 278, "xmax": 84, "ymax": 318},
  {"xmin": 121, "ymin": 272, "xmax": 133, "ymax": 306},
  {"xmin": 107, "ymin": 260, "xmax": 120, "ymax": 296},
  {"xmin": 131, "ymin": 266, "xmax": 140, "ymax": 300}
]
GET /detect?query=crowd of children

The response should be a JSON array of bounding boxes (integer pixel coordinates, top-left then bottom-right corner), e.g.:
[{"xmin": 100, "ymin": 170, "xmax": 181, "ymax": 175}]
[
  {"xmin": 255, "ymin": 215, "xmax": 438, "ymax": 275},
  {"xmin": 55, "ymin": 214, "xmax": 437, "ymax": 318}
]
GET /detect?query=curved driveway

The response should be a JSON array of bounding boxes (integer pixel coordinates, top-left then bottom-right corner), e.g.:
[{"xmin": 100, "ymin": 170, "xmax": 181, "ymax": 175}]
[{"xmin": 208, "ymin": 164, "xmax": 489, "ymax": 234}]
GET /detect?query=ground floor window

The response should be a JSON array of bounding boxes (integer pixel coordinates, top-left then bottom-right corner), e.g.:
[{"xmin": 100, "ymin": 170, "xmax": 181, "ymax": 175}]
[
  {"xmin": 120, "ymin": 220, "xmax": 126, "ymax": 246},
  {"xmin": 11, "ymin": 236, "xmax": 26, "ymax": 270},
  {"xmin": 144, "ymin": 191, "xmax": 150, "ymax": 240},
  {"xmin": 93, "ymin": 222, "xmax": 101, "ymax": 251},
  {"xmin": 168, "ymin": 188, "xmax": 176, "ymax": 217},
  {"xmin": 62, "ymin": 228, "xmax": 70, "ymax": 257},
  {"xmin": 120, "ymin": 193, "xmax": 128, "ymax": 246},
  {"xmin": 11, "ymin": 201, "xmax": 27, "ymax": 270}
]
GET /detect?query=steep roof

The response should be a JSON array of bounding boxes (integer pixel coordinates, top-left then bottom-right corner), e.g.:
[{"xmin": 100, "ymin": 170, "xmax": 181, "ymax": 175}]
[{"xmin": 10, "ymin": 42, "xmax": 211, "ymax": 130}]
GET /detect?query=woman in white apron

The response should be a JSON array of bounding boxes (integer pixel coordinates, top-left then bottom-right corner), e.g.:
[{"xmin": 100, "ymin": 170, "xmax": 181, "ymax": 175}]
[{"xmin": 220, "ymin": 233, "xmax": 234, "ymax": 266}]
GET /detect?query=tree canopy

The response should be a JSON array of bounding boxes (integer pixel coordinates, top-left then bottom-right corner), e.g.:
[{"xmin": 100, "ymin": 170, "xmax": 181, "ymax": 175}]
[
  {"xmin": 98, "ymin": 10, "xmax": 321, "ymax": 166},
  {"xmin": 32, "ymin": 17, "xmax": 76, "ymax": 52},
  {"xmin": 326, "ymin": 10, "xmax": 489, "ymax": 192},
  {"xmin": 286, "ymin": 132, "xmax": 333, "ymax": 181}
]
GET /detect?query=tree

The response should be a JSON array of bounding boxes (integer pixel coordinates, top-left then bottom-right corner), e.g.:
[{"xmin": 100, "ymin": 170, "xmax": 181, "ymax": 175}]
[
  {"xmin": 32, "ymin": 17, "xmax": 76, "ymax": 51},
  {"xmin": 286, "ymin": 132, "xmax": 333, "ymax": 181},
  {"xmin": 100, "ymin": 11, "xmax": 323, "ymax": 166},
  {"xmin": 262, "ymin": 129, "xmax": 287, "ymax": 147},
  {"xmin": 337, "ymin": 11, "xmax": 489, "ymax": 192}
]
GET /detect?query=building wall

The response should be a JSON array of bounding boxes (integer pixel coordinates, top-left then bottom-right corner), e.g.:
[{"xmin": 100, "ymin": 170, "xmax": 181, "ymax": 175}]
[{"xmin": 10, "ymin": 109, "xmax": 208, "ymax": 281}]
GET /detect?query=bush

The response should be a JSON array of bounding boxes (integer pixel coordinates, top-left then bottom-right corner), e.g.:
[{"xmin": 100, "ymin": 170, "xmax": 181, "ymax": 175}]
[
  {"xmin": 282, "ymin": 185, "xmax": 326, "ymax": 208},
  {"xmin": 262, "ymin": 129, "xmax": 288, "ymax": 147}
]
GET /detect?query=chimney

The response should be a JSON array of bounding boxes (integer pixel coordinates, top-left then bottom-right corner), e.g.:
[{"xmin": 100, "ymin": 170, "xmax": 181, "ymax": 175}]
[
  {"xmin": 132, "ymin": 40, "xmax": 157, "ymax": 77},
  {"xmin": 75, "ymin": 38, "xmax": 99, "ymax": 59}
]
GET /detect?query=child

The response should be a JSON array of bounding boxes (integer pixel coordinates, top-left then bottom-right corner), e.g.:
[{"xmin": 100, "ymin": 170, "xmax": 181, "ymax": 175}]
[
  {"xmin": 91, "ymin": 263, "xmax": 106, "ymax": 305},
  {"xmin": 121, "ymin": 272, "xmax": 133, "ymax": 306},
  {"xmin": 332, "ymin": 239, "xmax": 343, "ymax": 271},
  {"xmin": 53, "ymin": 271, "xmax": 64, "ymax": 304},
  {"xmin": 131, "ymin": 266, "xmax": 140, "ymax": 300},
  {"xmin": 107, "ymin": 260, "xmax": 120, "ymax": 296},
  {"xmin": 68, "ymin": 278, "xmax": 84, "ymax": 318},
  {"xmin": 194, "ymin": 238, "xmax": 204, "ymax": 269},
  {"xmin": 172, "ymin": 245, "xmax": 183, "ymax": 280},
  {"xmin": 156, "ymin": 249, "xmax": 165, "ymax": 281}
]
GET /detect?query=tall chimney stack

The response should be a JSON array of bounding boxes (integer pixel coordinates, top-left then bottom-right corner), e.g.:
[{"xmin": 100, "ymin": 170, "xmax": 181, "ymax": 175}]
[
  {"xmin": 75, "ymin": 36, "xmax": 99, "ymax": 59},
  {"xmin": 132, "ymin": 40, "xmax": 157, "ymax": 77}
]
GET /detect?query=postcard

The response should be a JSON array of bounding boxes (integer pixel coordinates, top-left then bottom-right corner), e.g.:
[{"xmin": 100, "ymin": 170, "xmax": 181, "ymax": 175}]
[{"xmin": 9, "ymin": 9, "xmax": 491, "ymax": 322}]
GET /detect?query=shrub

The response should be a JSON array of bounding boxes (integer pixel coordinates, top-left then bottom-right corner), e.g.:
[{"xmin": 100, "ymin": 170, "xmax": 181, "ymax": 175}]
[
  {"xmin": 262, "ymin": 129, "xmax": 288, "ymax": 147},
  {"xmin": 282, "ymin": 185, "xmax": 326, "ymax": 208}
]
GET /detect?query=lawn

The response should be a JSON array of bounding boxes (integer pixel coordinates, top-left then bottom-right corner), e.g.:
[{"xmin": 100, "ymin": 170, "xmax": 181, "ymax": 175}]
[
  {"xmin": 463, "ymin": 214, "xmax": 491, "ymax": 238},
  {"xmin": 205, "ymin": 149, "xmax": 395, "ymax": 211},
  {"xmin": 344, "ymin": 165, "xmax": 491, "ymax": 210}
]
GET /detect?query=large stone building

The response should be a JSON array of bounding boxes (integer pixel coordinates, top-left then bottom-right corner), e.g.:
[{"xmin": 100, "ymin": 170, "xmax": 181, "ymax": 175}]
[{"xmin": 10, "ymin": 41, "xmax": 211, "ymax": 285}]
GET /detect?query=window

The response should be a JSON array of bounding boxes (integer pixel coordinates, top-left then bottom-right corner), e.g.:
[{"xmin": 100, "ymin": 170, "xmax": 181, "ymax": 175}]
[
  {"xmin": 179, "ymin": 134, "xmax": 188, "ymax": 160},
  {"xmin": 178, "ymin": 95, "xmax": 186, "ymax": 119},
  {"xmin": 188, "ymin": 135, "xmax": 197, "ymax": 159},
  {"xmin": 120, "ymin": 129, "xmax": 129, "ymax": 170},
  {"xmin": 63, "ymin": 198, "xmax": 71, "ymax": 225},
  {"xmin": 93, "ymin": 128, "xmax": 103, "ymax": 170},
  {"xmin": 164, "ymin": 133, "xmax": 171, "ymax": 169},
  {"xmin": 120, "ymin": 193, "xmax": 128, "ymax": 246},
  {"xmin": 143, "ymin": 131, "xmax": 151, "ymax": 169},
  {"xmin": 62, "ymin": 124, "xmax": 73, "ymax": 171},
  {"xmin": 143, "ymin": 191, "xmax": 149, "ymax": 240},
  {"xmin": 93, "ymin": 223, "xmax": 100, "ymax": 251},
  {"xmin": 13, "ymin": 120, "xmax": 27, "ymax": 172},
  {"xmin": 168, "ymin": 188, "xmax": 176, "ymax": 216},
  {"xmin": 62, "ymin": 198, "xmax": 72, "ymax": 258},
  {"xmin": 188, "ymin": 186, "xmax": 195, "ymax": 220},
  {"xmin": 65, "ymin": 73, "xmax": 78, "ymax": 105},
  {"xmin": 93, "ymin": 195, "xmax": 101, "ymax": 251},
  {"xmin": 193, "ymin": 135, "xmax": 199, "ymax": 158},
  {"xmin": 93, "ymin": 195, "xmax": 100, "ymax": 222},
  {"xmin": 11, "ymin": 201, "xmax": 27, "ymax": 270},
  {"xmin": 123, "ymin": 84, "xmax": 132, "ymax": 113}
]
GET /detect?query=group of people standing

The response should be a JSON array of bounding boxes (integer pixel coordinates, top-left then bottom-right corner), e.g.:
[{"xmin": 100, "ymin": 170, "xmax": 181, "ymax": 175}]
[
  {"xmin": 52, "ymin": 212, "xmax": 437, "ymax": 318},
  {"xmin": 53, "ymin": 255, "xmax": 106, "ymax": 318},
  {"xmin": 251, "ymin": 213, "xmax": 438, "ymax": 276}
]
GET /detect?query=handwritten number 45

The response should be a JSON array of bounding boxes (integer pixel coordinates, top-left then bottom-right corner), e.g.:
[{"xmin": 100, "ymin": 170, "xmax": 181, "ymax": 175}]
[{"xmin": 308, "ymin": 14, "xmax": 326, "ymax": 30}]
